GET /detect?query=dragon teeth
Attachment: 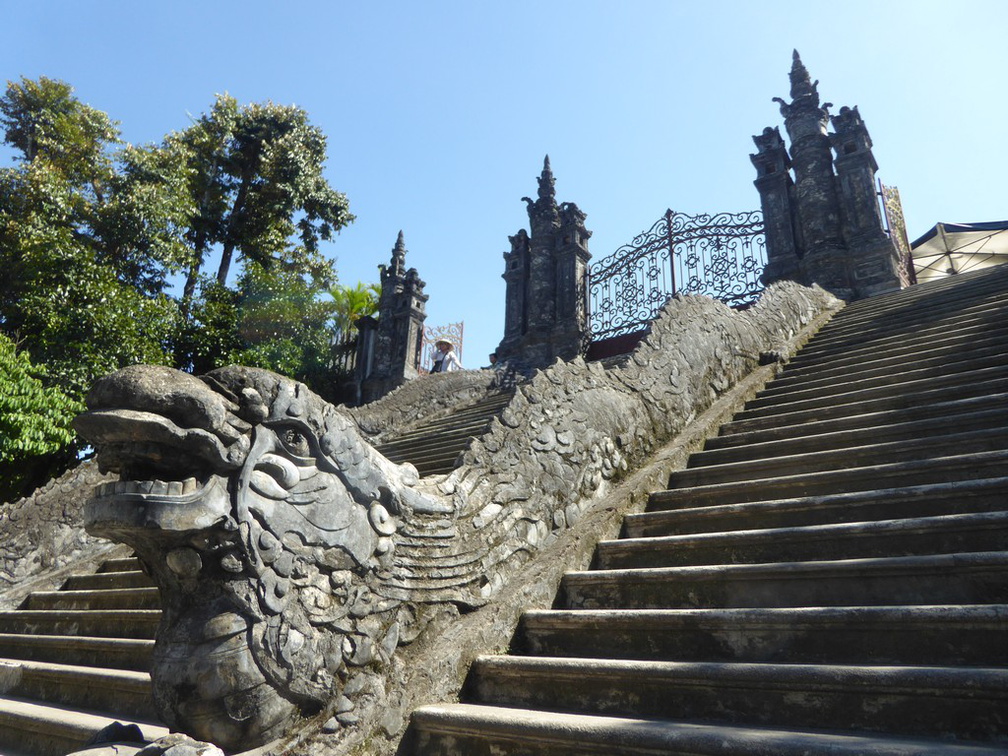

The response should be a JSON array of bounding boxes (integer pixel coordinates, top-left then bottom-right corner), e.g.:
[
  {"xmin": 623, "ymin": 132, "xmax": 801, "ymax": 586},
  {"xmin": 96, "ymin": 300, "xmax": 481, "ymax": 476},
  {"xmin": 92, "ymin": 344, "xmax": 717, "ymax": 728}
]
[{"xmin": 95, "ymin": 477, "xmax": 202, "ymax": 498}]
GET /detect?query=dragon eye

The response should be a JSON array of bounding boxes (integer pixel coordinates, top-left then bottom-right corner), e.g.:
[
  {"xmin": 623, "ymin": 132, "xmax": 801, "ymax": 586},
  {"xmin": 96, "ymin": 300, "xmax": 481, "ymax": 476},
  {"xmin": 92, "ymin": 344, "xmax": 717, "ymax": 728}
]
[{"xmin": 278, "ymin": 426, "xmax": 311, "ymax": 457}]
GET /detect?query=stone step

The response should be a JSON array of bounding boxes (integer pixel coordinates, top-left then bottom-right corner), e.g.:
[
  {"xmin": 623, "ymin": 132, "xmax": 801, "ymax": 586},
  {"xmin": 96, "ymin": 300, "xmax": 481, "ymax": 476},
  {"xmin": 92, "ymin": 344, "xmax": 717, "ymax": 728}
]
[
  {"xmin": 805, "ymin": 274, "xmax": 1008, "ymax": 331},
  {"xmin": 516, "ymin": 604, "xmax": 1008, "ymax": 666},
  {"xmin": 671, "ymin": 426, "xmax": 1008, "ymax": 488},
  {"xmin": 559, "ymin": 551, "xmax": 1008, "ymax": 610},
  {"xmin": 760, "ymin": 338, "xmax": 1008, "ymax": 405},
  {"xmin": 695, "ymin": 405, "xmax": 1008, "ymax": 467},
  {"xmin": 649, "ymin": 451, "xmax": 1008, "ymax": 510},
  {"xmin": 741, "ymin": 362, "xmax": 1008, "ymax": 417},
  {"xmin": 378, "ymin": 417, "xmax": 501, "ymax": 451},
  {"xmin": 380, "ymin": 435, "xmax": 477, "ymax": 463},
  {"xmin": 0, "ymin": 695, "xmax": 167, "ymax": 756},
  {"xmin": 61, "ymin": 570, "xmax": 154, "ymax": 592},
  {"xmin": 785, "ymin": 322, "xmax": 1007, "ymax": 378},
  {"xmin": 766, "ymin": 327, "xmax": 1008, "ymax": 391},
  {"xmin": 0, "ymin": 610, "xmax": 159, "ymax": 639},
  {"xmin": 724, "ymin": 374, "xmax": 1008, "ymax": 434},
  {"xmin": 749, "ymin": 355, "xmax": 1008, "ymax": 417},
  {"xmin": 378, "ymin": 393, "xmax": 513, "ymax": 441},
  {"xmin": 795, "ymin": 297, "xmax": 1006, "ymax": 360},
  {"xmin": 0, "ymin": 633, "xmax": 153, "ymax": 671},
  {"xmin": 597, "ymin": 511, "xmax": 1008, "ymax": 569},
  {"xmin": 0, "ymin": 657, "xmax": 157, "ymax": 721},
  {"xmin": 792, "ymin": 280, "xmax": 1008, "ymax": 348},
  {"xmin": 95, "ymin": 557, "xmax": 143, "ymax": 574},
  {"xmin": 407, "ymin": 703, "xmax": 1007, "ymax": 756},
  {"xmin": 627, "ymin": 478, "xmax": 1008, "ymax": 538},
  {"xmin": 21, "ymin": 587, "xmax": 161, "ymax": 612},
  {"xmin": 801, "ymin": 316, "xmax": 1007, "ymax": 375},
  {"xmin": 708, "ymin": 393, "xmax": 1008, "ymax": 450},
  {"xmin": 381, "ymin": 452, "xmax": 465, "ymax": 478},
  {"xmin": 463, "ymin": 656, "xmax": 1008, "ymax": 743}
]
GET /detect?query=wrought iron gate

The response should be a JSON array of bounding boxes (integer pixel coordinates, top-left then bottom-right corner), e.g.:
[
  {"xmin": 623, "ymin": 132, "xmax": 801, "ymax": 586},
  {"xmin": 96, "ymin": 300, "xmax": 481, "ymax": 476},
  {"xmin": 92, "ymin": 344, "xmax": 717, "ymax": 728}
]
[{"xmin": 588, "ymin": 209, "xmax": 766, "ymax": 341}]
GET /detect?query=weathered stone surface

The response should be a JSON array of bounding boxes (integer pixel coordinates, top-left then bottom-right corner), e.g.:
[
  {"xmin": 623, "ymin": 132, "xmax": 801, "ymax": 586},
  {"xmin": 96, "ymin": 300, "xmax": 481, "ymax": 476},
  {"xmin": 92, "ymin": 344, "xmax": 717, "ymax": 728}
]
[
  {"xmin": 0, "ymin": 459, "xmax": 118, "ymax": 610},
  {"xmin": 72, "ymin": 281, "xmax": 840, "ymax": 755}
]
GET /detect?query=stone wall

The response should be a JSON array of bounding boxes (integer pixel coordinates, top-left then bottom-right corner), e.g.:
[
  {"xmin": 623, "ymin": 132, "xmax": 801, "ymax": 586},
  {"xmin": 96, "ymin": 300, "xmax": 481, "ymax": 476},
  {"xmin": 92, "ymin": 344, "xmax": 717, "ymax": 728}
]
[{"xmin": 0, "ymin": 459, "xmax": 119, "ymax": 609}]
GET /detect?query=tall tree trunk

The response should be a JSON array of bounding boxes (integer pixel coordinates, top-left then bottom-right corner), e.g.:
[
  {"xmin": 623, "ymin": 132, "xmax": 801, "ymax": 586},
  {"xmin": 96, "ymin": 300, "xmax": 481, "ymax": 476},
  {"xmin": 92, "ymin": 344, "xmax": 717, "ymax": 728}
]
[{"xmin": 216, "ymin": 176, "xmax": 250, "ymax": 286}]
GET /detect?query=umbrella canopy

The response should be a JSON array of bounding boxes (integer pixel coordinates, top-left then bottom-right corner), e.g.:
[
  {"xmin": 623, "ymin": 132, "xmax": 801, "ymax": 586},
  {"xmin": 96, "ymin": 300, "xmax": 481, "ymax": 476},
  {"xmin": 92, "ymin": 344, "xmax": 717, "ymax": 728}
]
[{"xmin": 911, "ymin": 220, "xmax": 1008, "ymax": 283}]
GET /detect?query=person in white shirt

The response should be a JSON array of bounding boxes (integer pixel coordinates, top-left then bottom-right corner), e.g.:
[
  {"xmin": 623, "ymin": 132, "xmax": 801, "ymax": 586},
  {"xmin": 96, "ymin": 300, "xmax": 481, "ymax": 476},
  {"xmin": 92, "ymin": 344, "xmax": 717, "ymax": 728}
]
[{"xmin": 432, "ymin": 339, "xmax": 462, "ymax": 372}]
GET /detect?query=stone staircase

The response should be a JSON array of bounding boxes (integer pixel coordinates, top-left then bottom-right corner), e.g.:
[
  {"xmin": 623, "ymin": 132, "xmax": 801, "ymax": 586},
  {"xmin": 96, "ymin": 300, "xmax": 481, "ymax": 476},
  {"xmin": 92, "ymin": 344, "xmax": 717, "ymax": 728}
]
[
  {"xmin": 375, "ymin": 389, "xmax": 515, "ymax": 477},
  {"xmin": 405, "ymin": 264, "xmax": 1008, "ymax": 754},
  {"xmin": 0, "ymin": 556, "xmax": 167, "ymax": 756}
]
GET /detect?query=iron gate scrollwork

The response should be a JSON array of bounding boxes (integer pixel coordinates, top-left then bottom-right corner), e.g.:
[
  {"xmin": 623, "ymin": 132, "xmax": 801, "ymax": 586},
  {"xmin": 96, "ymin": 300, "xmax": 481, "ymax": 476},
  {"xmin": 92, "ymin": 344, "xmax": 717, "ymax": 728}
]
[{"xmin": 588, "ymin": 209, "xmax": 766, "ymax": 341}]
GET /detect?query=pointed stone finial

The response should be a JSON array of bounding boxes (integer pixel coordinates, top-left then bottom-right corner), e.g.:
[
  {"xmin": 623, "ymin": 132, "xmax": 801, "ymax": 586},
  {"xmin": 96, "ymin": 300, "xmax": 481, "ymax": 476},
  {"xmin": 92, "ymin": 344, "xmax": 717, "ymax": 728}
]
[
  {"xmin": 537, "ymin": 154, "xmax": 555, "ymax": 200},
  {"xmin": 789, "ymin": 49, "xmax": 818, "ymax": 102},
  {"xmin": 389, "ymin": 230, "xmax": 407, "ymax": 274}
]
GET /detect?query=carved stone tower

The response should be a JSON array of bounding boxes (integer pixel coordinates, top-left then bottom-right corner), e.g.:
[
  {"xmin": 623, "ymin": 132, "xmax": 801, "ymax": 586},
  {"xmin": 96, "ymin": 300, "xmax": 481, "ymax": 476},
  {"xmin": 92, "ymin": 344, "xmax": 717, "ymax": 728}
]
[
  {"xmin": 752, "ymin": 51, "xmax": 903, "ymax": 299},
  {"xmin": 356, "ymin": 231, "xmax": 428, "ymax": 404},
  {"xmin": 497, "ymin": 156, "xmax": 591, "ymax": 367}
]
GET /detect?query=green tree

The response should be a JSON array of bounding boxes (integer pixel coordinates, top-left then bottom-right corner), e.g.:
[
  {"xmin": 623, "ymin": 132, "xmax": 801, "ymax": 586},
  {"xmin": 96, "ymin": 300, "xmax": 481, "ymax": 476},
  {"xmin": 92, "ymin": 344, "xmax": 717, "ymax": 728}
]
[
  {"xmin": 176, "ymin": 251, "xmax": 340, "ymax": 395},
  {"xmin": 0, "ymin": 77, "xmax": 183, "ymax": 400},
  {"xmin": 0, "ymin": 333, "xmax": 82, "ymax": 502},
  {"xmin": 174, "ymin": 95, "xmax": 354, "ymax": 307},
  {"xmin": 330, "ymin": 281, "xmax": 380, "ymax": 340}
]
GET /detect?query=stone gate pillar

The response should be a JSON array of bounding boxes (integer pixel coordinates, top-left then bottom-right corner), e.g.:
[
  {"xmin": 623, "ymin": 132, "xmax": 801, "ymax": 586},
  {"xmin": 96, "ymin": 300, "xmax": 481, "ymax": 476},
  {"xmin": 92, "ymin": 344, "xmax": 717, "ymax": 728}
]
[
  {"xmin": 495, "ymin": 157, "xmax": 591, "ymax": 367},
  {"xmin": 358, "ymin": 231, "xmax": 428, "ymax": 403},
  {"xmin": 753, "ymin": 50, "xmax": 903, "ymax": 300}
]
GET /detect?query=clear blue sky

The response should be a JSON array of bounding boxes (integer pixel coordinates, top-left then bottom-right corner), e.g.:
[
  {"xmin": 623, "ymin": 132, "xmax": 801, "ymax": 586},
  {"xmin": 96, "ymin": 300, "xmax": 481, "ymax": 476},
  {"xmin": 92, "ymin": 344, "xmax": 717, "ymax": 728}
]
[{"xmin": 4, "ymin": 1, "xmax": 1006, "ymax": 369}]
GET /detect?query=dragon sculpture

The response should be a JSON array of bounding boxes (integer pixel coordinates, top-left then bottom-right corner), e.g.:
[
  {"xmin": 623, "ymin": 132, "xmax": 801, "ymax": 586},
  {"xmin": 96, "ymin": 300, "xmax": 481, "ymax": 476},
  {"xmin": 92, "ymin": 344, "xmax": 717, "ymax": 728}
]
[{"xmin": 75, "ymin": 364, "xmax": 457, "ymax": 751}]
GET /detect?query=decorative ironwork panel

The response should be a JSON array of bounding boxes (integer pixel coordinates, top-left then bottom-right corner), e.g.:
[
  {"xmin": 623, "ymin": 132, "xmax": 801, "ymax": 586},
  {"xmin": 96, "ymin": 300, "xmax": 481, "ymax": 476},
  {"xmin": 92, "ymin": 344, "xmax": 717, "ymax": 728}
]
[
  {"xmin": 880, "ymin": 182, "xmax": 916, "ymax": 286},
  {"xmin": 421, "ymin": 321, "xmax": 464, "ymax": 372},
  {"xmin": 330, "ymin": 332, "xmax": 358, "ymax": 377},
  {"xmin": 588, "ymin": 209, "xmax": 766, "ymax": 341}
]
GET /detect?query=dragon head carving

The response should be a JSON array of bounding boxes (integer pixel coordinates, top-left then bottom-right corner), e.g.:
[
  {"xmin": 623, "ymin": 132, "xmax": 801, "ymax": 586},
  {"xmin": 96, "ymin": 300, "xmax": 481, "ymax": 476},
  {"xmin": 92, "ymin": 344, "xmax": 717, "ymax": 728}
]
[{"xmin": 75, "ymin": 364, "xmax": 440, "ymax": 750}]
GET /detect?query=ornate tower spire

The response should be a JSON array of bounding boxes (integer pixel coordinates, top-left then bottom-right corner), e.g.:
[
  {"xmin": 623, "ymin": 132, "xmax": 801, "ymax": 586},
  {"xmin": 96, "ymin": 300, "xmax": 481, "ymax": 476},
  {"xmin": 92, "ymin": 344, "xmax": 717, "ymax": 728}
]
[
  {"xmin": 391, "ymin": 229, "xmax": 407, "ymax": 273},
  {"xmin": 752, "ymin": 51, "xmax": 903, "ymax": 300},
  {"xmin": 788, "ymin": 49, "xmax": 818, "ymax": 102},
  {"xmin": 537, "ymin": 154, "xmax": 556, "ymax": 201}
]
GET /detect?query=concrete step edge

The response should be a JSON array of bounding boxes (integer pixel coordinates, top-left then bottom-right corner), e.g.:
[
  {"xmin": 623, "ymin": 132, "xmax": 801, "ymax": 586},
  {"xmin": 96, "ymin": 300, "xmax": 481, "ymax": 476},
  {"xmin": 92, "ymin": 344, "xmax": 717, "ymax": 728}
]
[
  {"xmin": 409, "ymin": 703, "xmax": 1005, "ymax": 755},
  {"xmin": 741, "ymin": 364, "xmax": 1008, "ymax": 416},
  {"xmin": 630, "ymin": 477, "xmax": 1008, "ymax": 536},
  {"xmin": 0, "ymin": 695, "xmax": 167, "ymax": 750},
  {"xmin": 711, "ymin": 393, "xmax": 1008, "ymax": 448},
  {"xmin": 562, "ymin": 550, "xmax": 1008, "ymax": 589},
  {"xmin": 670, "ymin": 426, "xmax": 1008, "ymax": 487},
  {"xmin": 601, "ymin": 510, "xmax": 1008, "ymax": 559},
  {"xmin": 696, "ymin": 406, "xmax": 1008, "ymax": 464}
]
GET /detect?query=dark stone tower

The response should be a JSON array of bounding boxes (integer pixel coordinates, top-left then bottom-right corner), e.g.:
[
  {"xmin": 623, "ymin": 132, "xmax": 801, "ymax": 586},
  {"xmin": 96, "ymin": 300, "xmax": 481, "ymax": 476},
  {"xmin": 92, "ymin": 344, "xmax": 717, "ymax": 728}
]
[
  {"xmin": 496, "ymin": 156, "xmax": 591, "ymax": 368},
  {"xmin": 750, "ymin": 126, "xmax": 799, "ymax": 282},
  {"xmin": 356, "ymin": 231, "xmax": 428, "ymax": 403},
  {"xmin": 752, "ymin": 51, "xmax": 903, "ymax": 299}
]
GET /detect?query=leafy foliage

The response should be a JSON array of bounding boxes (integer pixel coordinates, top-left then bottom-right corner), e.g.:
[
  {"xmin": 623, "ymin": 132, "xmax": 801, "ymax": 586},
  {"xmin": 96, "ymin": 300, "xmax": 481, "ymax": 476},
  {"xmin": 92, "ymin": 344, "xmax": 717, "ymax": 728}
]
[
  {"xmin": 0, "ymin": 333, "xmax": 82, "ymax": 502},
  {"xmin": 174, "ymin": 95, "xmax": 353, "ymax": 300},
  {"xmin": 330, "ymin": 281, "xmax": 380, "ymax": 340},
  {"xmin": 0, "ymin": 76, "xmax": 364, "ymax": 493}
]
